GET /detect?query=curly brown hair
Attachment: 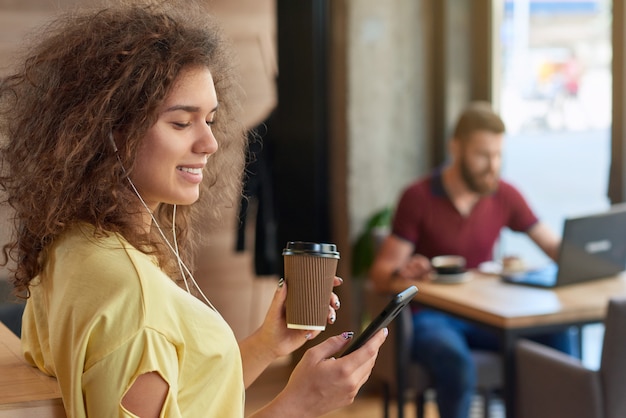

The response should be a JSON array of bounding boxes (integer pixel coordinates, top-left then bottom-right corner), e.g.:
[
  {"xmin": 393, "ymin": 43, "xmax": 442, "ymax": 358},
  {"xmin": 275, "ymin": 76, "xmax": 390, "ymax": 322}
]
[{"xmin": 0, "ymin": 1, "xmax": 247, "ymax": 296}]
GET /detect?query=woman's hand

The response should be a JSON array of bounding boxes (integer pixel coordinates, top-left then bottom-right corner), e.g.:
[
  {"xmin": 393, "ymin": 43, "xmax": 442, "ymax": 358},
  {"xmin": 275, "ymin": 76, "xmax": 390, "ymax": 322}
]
[
  {"xmin": 259, "ymin": 277, "xmax": 343, "ymax": 359},
  {"xmin": 239, "ymin": 277, "xmax": 343, "ymax": 387},
  {"xmin": 251, "ymin": 328, "xmax": 388, "ymax": 418}
]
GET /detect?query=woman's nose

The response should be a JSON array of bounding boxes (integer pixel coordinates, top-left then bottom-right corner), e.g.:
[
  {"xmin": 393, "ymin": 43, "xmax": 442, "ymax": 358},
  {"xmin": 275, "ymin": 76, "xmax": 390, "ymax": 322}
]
[{"xmin": 197, "ymin": 125, "xmax": 219, "ymax": 155}]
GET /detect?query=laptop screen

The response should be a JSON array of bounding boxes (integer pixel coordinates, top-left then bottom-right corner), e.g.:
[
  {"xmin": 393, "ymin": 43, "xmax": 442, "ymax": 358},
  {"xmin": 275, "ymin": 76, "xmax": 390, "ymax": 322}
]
[
  {"xmin": 502, "ymin": 204, "xmax": 626, "ymax": 288},
  {"xmin": 556, "ymin": 204, "xmax": 626, "ymax": 286}
]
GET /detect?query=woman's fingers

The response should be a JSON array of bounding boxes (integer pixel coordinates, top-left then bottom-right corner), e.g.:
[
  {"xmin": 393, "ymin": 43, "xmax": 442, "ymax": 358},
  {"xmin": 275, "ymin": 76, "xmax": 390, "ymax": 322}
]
[
  {"xmin": 333, "ymin": 276, "xmax": 344, "ymax": 287},
  {"xmin": 328, "ymin": 306, "xmax": 336, "ymax": 324}
]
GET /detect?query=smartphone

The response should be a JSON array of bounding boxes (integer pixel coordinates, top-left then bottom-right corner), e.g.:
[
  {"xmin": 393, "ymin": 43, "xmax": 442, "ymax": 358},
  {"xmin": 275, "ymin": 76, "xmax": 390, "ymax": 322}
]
[{"xmin": 339, "ymin": 285, "xmax": 418, "ymax": 357}]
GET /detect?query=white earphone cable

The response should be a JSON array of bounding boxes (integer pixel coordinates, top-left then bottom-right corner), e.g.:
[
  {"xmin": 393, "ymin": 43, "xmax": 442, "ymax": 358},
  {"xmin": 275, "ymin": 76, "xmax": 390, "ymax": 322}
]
[
  {"xmin": 110, "ymin": 134, "xmax": 215, "ymax": 309},
  {"xmin": 171, "ymin": 204, "xmax": 191, "ymax": 294},
  {"xmin": 123, "ymin": 170, "xmax": 215, "ymax": 310}
]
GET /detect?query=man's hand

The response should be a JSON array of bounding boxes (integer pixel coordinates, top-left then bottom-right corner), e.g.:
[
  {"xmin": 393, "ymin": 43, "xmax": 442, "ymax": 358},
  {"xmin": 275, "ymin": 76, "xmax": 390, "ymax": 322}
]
[{"xmin": 395, "ymin": 254, "xmax": 434, "ymax": 282}]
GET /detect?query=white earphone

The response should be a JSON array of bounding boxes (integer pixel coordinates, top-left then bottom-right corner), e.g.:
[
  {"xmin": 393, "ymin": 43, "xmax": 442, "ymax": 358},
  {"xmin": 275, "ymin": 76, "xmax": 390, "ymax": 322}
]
[{"xmin": 108, "ymin": 131, "xmax": 214, "ymax": 309}]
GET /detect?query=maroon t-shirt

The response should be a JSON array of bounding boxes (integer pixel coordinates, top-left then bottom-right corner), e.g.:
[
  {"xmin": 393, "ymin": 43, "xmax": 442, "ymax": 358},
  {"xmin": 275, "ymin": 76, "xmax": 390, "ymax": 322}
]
[{"xmin": 392, "ymin": 171, "xmax": 539, "ymax": 268}]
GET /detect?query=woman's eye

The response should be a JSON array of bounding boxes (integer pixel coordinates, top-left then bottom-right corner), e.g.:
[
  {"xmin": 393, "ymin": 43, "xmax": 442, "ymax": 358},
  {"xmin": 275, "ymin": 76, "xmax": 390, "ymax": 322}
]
[
  {"xmin": 173, "ymin": 122, "xmax": 192, "ymax": 129},
  {"xmin": 206, "ymin": 120, "xmax": 215, "ymax": 126}
]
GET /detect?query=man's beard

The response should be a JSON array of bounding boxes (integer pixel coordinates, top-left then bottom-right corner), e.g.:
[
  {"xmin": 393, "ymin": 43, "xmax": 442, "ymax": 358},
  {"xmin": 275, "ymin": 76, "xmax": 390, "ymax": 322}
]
[{"xmin": 459, "ymin": 158, "xmax": 499, "ymax": 195}]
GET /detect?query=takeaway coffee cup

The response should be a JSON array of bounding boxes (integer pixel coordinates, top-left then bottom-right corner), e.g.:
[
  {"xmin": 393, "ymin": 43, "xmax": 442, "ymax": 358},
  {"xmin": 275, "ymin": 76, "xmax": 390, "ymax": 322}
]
[{"xmin": 282, "ymin": 241, "xmax": 340, "ymax": 330}]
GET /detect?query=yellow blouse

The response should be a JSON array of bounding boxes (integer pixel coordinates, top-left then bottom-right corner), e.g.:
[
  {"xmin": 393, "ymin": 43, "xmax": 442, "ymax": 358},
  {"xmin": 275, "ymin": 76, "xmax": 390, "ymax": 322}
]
[{"xmin": 22, "ymin": 224, "xmax": 244, "ymax": 417}]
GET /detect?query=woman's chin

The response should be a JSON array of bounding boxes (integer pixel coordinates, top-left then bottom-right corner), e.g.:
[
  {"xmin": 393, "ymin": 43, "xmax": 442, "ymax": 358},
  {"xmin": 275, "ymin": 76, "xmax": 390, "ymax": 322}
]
[{"xmin": 166, "ymin": 194, "xmax": 200, "ymax": 207}]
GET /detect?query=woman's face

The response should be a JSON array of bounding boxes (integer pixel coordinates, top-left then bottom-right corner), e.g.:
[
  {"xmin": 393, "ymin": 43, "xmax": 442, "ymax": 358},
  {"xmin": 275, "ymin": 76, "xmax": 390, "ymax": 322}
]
[{"xmin": 131, "ymin": 66, "xmax": 219, "ymax": 211}]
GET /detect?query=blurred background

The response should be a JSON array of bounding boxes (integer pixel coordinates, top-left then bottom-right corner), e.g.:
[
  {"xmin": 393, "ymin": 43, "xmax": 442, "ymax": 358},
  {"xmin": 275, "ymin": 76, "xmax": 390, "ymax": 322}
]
[{"xmin": 0, "ymin": 0, "xmax": 620, "ymax": 371}]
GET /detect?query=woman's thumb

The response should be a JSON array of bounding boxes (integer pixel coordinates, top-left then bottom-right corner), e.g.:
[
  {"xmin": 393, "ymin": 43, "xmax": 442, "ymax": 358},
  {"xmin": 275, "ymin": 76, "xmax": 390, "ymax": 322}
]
[{"xmin": 309, "ymin": 332, "xmax": 356, "ymax": 359}]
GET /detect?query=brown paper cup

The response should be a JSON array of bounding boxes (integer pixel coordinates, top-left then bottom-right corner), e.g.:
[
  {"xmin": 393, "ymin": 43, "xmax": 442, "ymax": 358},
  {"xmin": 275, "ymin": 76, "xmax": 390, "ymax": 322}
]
[{"xmin": 283, "ymin": 242, "xmax": 340, "ymax": 330}]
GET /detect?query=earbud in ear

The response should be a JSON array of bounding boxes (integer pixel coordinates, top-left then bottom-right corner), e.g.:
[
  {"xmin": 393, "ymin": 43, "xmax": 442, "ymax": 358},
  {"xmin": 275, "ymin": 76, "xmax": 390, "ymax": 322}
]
[{"xmin": 108, "ymin": 132, "xmax": 118, "ymax": 153}]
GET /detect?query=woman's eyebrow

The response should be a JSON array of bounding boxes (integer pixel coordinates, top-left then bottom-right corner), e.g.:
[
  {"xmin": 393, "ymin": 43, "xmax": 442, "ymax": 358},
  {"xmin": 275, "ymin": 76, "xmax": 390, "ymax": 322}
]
[{"xmin": 164, "ymin": 104, "xmax": 219, "ymax": 113}]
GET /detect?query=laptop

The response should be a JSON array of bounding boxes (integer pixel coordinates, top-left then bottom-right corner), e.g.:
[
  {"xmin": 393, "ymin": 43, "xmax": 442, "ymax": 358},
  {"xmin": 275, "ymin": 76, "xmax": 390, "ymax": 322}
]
[{"xmin": 502, "ymin": 204, "xmax": 626, "ymax": 288}]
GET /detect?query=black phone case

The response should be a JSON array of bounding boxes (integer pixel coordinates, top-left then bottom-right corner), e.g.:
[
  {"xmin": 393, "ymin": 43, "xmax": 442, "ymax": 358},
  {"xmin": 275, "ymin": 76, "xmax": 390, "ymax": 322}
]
[{"xmin": 339, "ymin": 285, "xmax": 418, "ymax": 357}]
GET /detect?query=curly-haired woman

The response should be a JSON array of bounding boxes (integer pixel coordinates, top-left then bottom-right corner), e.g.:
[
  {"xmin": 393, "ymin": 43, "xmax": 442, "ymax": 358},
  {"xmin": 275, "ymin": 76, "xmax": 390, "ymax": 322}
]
[{"xmin": 0, "ymin": 2, "xmax": 386, "ymax": 417}]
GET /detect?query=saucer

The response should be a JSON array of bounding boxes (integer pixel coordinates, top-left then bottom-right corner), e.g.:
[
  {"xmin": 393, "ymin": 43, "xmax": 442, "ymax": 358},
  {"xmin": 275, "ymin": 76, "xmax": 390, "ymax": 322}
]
[{"xmin": 433, "ymin": 271, "xmax": 471, "ymax": 284}]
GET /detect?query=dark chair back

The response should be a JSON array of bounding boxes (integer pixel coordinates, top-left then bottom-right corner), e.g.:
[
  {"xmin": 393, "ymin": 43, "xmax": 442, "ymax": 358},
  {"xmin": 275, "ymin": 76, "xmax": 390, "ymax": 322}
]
[{"xmin": 600, "ymin": 298, "xmax": 626, "ymax": 418}]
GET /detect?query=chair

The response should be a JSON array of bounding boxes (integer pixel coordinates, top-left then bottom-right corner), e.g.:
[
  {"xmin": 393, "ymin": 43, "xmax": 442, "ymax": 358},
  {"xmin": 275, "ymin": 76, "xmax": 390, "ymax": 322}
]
[
  {"xmin": 515, "ymin": 297, "xmax": 626, "ymax": 418},
  {"xmin": 365, "ymin": 283, "xmax": 502, "ymax": 418}
]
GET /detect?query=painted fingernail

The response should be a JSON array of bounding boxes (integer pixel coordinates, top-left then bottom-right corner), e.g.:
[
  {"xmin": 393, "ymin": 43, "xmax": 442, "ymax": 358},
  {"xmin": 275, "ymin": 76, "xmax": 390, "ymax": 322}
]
[
  {"xmin": 277, "ymin": 278, "xmax": 284, "ymax": 288},
  {"xmin": 304, "ymin": 332, "xmax": 313, "ymax": 340},
  {"xmin": 330, "ymin": 314, "xmax": 336, "ymax": 324},
  {"xmin": 337, "ymin": 277, "xmax": 344, "ymax": 284},
  {"xmin": 342, "ymin": 331, "xmax": 354, "ymax": 340},
  {"xmin": 334, "ymin": 300, "xmax": 341, "ymax": 309},
  {"xmin": 383, "ymin": 328, "xmax": 389, "ymax": 337}
]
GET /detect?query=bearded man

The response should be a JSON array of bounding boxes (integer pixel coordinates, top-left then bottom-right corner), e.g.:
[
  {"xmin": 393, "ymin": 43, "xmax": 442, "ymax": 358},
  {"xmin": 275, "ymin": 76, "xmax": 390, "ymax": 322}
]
[{"xmin": 370, "ymin": 101, "xmax": 575, "ymax": 418}]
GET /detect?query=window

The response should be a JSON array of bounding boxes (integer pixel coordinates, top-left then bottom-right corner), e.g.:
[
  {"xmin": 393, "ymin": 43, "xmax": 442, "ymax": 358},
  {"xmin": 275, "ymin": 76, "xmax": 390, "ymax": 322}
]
[{"xmin": 495, "ymin": 0, "xmax": 613, "ymax": 266}]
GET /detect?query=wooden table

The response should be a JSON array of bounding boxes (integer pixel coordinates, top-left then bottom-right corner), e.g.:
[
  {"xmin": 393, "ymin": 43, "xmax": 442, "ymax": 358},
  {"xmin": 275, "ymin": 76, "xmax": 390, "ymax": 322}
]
[
  {"xmin": 0, "ymin": 321, "xmax": 64, "ymax": 417},
  {"xmin": 412, "ymin": 271, "xmax": 626, "ymax": 418}
]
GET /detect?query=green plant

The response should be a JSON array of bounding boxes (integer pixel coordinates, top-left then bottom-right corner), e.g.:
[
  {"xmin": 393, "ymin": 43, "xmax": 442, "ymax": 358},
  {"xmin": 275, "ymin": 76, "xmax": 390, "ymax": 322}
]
[{"xmin": 351, "ymin": 206, "xmax": 393, "ymax": 278}]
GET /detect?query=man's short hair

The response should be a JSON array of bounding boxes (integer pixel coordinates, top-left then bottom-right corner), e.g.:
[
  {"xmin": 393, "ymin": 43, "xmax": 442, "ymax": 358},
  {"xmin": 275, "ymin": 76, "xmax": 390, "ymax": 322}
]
[{"xmin": 453, "ymin": 101, "xmax": 506, "ymax": 141}]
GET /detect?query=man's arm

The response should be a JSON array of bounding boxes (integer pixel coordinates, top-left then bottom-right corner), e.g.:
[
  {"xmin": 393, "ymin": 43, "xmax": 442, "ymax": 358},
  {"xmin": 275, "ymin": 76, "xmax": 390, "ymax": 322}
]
[
  {"xmin": 369, "ymin": 234, "xmax": 430, "ymax": 294},
  {"xmin": 527, "ymin": 221, "xmax": 561, "ymax": 261}
]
